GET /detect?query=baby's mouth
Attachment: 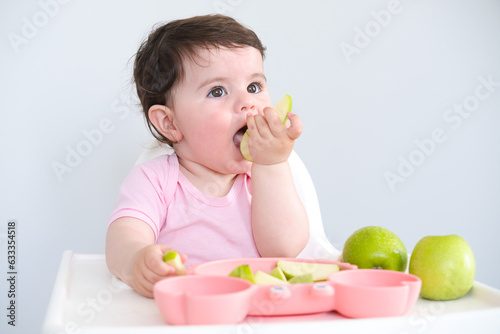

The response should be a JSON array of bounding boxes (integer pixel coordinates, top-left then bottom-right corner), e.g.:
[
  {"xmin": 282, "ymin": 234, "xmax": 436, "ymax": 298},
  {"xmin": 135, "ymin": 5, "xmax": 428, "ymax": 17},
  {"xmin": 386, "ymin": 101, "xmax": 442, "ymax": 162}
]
[{"xmin": 233, "ymin": 126, "xmax": 248, "ymax": 148}]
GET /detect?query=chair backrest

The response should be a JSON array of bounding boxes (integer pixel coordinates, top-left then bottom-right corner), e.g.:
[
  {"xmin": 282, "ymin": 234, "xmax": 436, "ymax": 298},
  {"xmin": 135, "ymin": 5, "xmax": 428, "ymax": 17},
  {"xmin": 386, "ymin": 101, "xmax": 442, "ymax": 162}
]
[
  {"xmin": 136, "ymin": 142, "xmax": 340, "ymax": 260},
  {"xmin": 287, "ymin": 150, "xmax": 340, "ymax": 260}
]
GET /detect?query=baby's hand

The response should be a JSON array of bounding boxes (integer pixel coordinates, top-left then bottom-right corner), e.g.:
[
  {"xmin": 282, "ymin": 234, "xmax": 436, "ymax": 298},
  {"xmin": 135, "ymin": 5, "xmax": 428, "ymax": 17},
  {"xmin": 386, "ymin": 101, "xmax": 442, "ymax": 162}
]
[
  {"xmin": 246, "ymin": 107, "xmax": 302, "ymax": 165},
  {"xmin": 130, "ymin": 244, "xmax": 187, "ymax": 298}
]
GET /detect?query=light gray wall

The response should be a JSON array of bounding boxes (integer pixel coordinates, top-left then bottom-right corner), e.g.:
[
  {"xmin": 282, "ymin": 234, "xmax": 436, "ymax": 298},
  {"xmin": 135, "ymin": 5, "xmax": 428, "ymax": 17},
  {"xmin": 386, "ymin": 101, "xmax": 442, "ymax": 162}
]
[{"xmin": 1, "ymin": 0, "xmax": 499, "ymax": 332}]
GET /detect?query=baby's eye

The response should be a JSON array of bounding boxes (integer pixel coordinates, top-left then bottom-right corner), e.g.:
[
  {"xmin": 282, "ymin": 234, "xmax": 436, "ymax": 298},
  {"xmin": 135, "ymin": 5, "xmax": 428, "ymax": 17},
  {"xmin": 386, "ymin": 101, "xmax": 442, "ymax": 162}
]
[
  {"xmin": 247, "ymin": 82, "xmax": 262, "ymax": 94},
  {"xmin": 208, "ymin": 87, "xmax": 226, "ymax": 98}
]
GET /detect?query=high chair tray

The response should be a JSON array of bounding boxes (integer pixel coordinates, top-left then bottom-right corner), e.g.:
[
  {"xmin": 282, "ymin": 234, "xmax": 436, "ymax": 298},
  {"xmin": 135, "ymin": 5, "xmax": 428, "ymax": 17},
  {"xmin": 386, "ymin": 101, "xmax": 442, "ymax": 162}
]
[{"xmin": 43, "ymin": 251, "xmax": 500, "ymax": 334}]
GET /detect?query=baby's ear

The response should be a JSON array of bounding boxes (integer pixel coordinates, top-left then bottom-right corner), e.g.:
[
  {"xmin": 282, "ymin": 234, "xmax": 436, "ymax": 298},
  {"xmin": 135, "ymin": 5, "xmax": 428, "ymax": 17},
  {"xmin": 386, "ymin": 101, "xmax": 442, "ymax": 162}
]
[{"xmin": 148, "ymin": 105, "xmax": 183, "ymax": 143}]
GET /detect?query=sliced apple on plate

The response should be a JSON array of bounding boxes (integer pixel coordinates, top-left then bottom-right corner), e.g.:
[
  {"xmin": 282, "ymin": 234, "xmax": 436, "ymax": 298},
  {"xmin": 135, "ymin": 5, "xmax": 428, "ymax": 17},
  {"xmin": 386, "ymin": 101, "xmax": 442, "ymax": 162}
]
[
  {"xmin": 254, "ymin": 271, "xmax": 289, "ymax": 285},
  {"xmin": 269, "ymin": 266, "xmax": 287, "ymax": 281},
  {"xmin": 229, "ymin": 264, "xmax": 255, "ymax": 283},
  {"xmin": 240, "ymin": 94, "xmax": 293, "ymax": 162},
  {"xmin": 277, "ymin": 260, "xmax": 340, "ymax": 282},
  {"xmin": 288, "ymin": 273, "xmax": 314, "ymax": 284}
]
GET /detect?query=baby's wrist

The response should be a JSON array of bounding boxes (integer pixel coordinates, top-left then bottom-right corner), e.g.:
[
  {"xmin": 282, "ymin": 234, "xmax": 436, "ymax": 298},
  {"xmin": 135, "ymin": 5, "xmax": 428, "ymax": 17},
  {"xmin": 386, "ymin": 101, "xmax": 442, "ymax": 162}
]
[{"xmin": 251, "ymin": 160, "xmax": 289, "ymax": 174}]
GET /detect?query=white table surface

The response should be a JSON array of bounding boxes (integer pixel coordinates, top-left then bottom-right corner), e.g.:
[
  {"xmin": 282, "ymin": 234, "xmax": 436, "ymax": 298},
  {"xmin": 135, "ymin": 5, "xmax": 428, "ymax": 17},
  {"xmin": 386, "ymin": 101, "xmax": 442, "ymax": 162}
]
[{"xmin": 42, "ymin": 251, "xmax": 500, "ymax": 334}]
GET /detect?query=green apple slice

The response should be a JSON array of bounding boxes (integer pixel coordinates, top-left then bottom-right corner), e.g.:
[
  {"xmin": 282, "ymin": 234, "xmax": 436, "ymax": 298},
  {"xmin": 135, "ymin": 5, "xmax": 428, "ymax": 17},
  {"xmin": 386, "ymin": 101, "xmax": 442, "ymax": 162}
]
[
  {"xmin": 239, "ymin": 132, "xmax": 252, "ymax": 162},
  {"xmin": 254, "ymin": 270, "xmax": 289, "ymax": 285},
  {"xmin": 288, "ymin": 273, "xmax": 314, "ymax": 284},
  {"xmin": 228, "ymin": 264, "xmax": 255, "ymax": 283},
  {"xmin": 277, "ymin": 260, "xmax": 340, "ymax": 281},
  {"xmin": 269, "ymin": 266, "xmax": 287, "ymax": 281},
  {"xmin": 240, "ymin": 94, "xmax": 293, "ymax": 162},
  {"xmin": 163, "ymin": 251, "xmax": 186, "ymax": 275}
]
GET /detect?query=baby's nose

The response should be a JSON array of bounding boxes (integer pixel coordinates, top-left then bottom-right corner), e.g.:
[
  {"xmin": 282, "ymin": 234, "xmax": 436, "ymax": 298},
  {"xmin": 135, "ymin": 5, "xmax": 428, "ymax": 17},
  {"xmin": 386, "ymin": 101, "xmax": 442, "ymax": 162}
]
[
  {"xmin": 237, "ymin": 93, "xmax": 257, "ymax": 113},
  {"xmin": 240, "ymin": 101, "xmax": 256, "ymax": 114}
]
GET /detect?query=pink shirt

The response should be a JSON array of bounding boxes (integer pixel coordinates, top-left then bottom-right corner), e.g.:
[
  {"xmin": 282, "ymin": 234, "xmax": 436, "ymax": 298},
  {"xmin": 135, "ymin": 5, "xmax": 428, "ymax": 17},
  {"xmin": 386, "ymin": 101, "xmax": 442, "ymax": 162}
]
[{"xmin": 109, "ymin": 154, "xmax": 260, "ymax": 267}]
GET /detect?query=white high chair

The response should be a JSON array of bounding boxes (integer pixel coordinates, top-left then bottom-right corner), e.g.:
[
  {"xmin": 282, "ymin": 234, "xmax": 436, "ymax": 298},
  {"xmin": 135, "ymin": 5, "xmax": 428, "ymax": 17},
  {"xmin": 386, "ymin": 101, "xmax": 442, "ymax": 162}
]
[{"xmin": 136, "ymin": 142, "xmax": 341, "ymax": 260}]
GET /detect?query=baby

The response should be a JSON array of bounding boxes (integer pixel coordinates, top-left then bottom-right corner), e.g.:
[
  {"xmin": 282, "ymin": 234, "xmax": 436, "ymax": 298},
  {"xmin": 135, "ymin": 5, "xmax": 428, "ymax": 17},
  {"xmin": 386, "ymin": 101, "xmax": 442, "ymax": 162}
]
[{"xmin": 105, "ymin": 14, "xmax": 309, "ymax": 298}]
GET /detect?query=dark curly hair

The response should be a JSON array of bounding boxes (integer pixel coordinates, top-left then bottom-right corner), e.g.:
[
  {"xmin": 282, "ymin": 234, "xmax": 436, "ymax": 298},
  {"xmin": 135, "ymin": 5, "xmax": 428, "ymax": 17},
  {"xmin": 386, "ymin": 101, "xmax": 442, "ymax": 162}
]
[{"xmin": 133, "ymin": 14, "xmax": 266, "ymax": 146}]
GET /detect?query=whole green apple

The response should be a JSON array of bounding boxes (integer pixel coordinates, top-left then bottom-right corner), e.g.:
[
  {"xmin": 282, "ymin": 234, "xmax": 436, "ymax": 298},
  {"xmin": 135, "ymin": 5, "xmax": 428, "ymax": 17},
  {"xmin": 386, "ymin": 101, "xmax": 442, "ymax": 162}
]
[
  {"xmin": 409, "ymin": 235, "xmax": 475, "ymax": 300},
  {"xmin": 341, "ymin": 226, "xmax": 408, "ymax": 271}
]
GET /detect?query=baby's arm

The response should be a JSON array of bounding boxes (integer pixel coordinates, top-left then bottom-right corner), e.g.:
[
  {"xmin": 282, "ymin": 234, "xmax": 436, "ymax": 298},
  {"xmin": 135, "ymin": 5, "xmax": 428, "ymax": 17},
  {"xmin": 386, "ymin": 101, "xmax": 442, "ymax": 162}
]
[
  {"xmin": 105, "ymin": 217, "xmax": 185, "ymax": 298},
  {"xmin": 247, "ymin": 108, "xmax": 309, "ymax": 257}
]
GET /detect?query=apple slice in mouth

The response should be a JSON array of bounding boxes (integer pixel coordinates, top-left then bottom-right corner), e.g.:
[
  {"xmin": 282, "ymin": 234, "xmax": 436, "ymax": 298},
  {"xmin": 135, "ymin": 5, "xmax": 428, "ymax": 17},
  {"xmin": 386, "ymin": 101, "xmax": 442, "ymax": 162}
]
[
  {"xmin": 233, "ymin": 126, "xmax": 248, "ymax": 148},
  {"xmin": 239, "ymin": 94, "xmax": 293, "ymax": 162}
]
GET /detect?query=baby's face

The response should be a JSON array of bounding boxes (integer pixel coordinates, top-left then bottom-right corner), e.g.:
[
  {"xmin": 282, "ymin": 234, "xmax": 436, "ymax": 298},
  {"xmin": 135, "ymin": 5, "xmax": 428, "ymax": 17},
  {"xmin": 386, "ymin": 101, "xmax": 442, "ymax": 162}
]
[{"xmin": 170, "ymin": 46, "xmax": 272, "ymax": 174}]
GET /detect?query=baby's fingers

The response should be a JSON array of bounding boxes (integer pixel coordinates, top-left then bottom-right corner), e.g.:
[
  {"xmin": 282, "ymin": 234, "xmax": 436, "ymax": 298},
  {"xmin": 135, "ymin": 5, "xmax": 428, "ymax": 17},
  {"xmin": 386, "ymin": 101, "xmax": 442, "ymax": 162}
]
[
  {"xmin": 144, "ymin": 245, "xmax": 174, "ymax": 277},
  {"xmin": 285, "ymin": 112, "xmax": 303, "ymax": 140},
  {"xmin": 263, "ymin": 107, "xmax": 286, "ymax": 137}
]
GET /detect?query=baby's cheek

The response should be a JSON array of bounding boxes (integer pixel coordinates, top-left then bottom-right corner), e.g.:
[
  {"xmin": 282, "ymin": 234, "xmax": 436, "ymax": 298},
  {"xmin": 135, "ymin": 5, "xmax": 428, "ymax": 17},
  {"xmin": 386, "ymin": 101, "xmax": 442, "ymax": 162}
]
[{"xmin": 198, "ymin": 121, "xmax": 228, "ymax": 140}]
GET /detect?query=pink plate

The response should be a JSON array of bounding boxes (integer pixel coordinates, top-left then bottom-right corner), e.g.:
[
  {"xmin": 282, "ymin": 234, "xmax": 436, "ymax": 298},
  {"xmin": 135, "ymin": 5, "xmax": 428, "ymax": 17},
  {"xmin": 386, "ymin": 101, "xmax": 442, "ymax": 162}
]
[
  {"xmin": 154, "ymin": 275, "xmax": 254, "ymax": 325},
  {"xmin": 328, "ymin": 269, "xmax": 421, "ymax": 318},
  {"xmin": 193, "ymin": 257, "xmax": 357, "ymax": 316},
  {"xmin": 153, "ymin": 258, "xmax": 421, "ymax": 325}
]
